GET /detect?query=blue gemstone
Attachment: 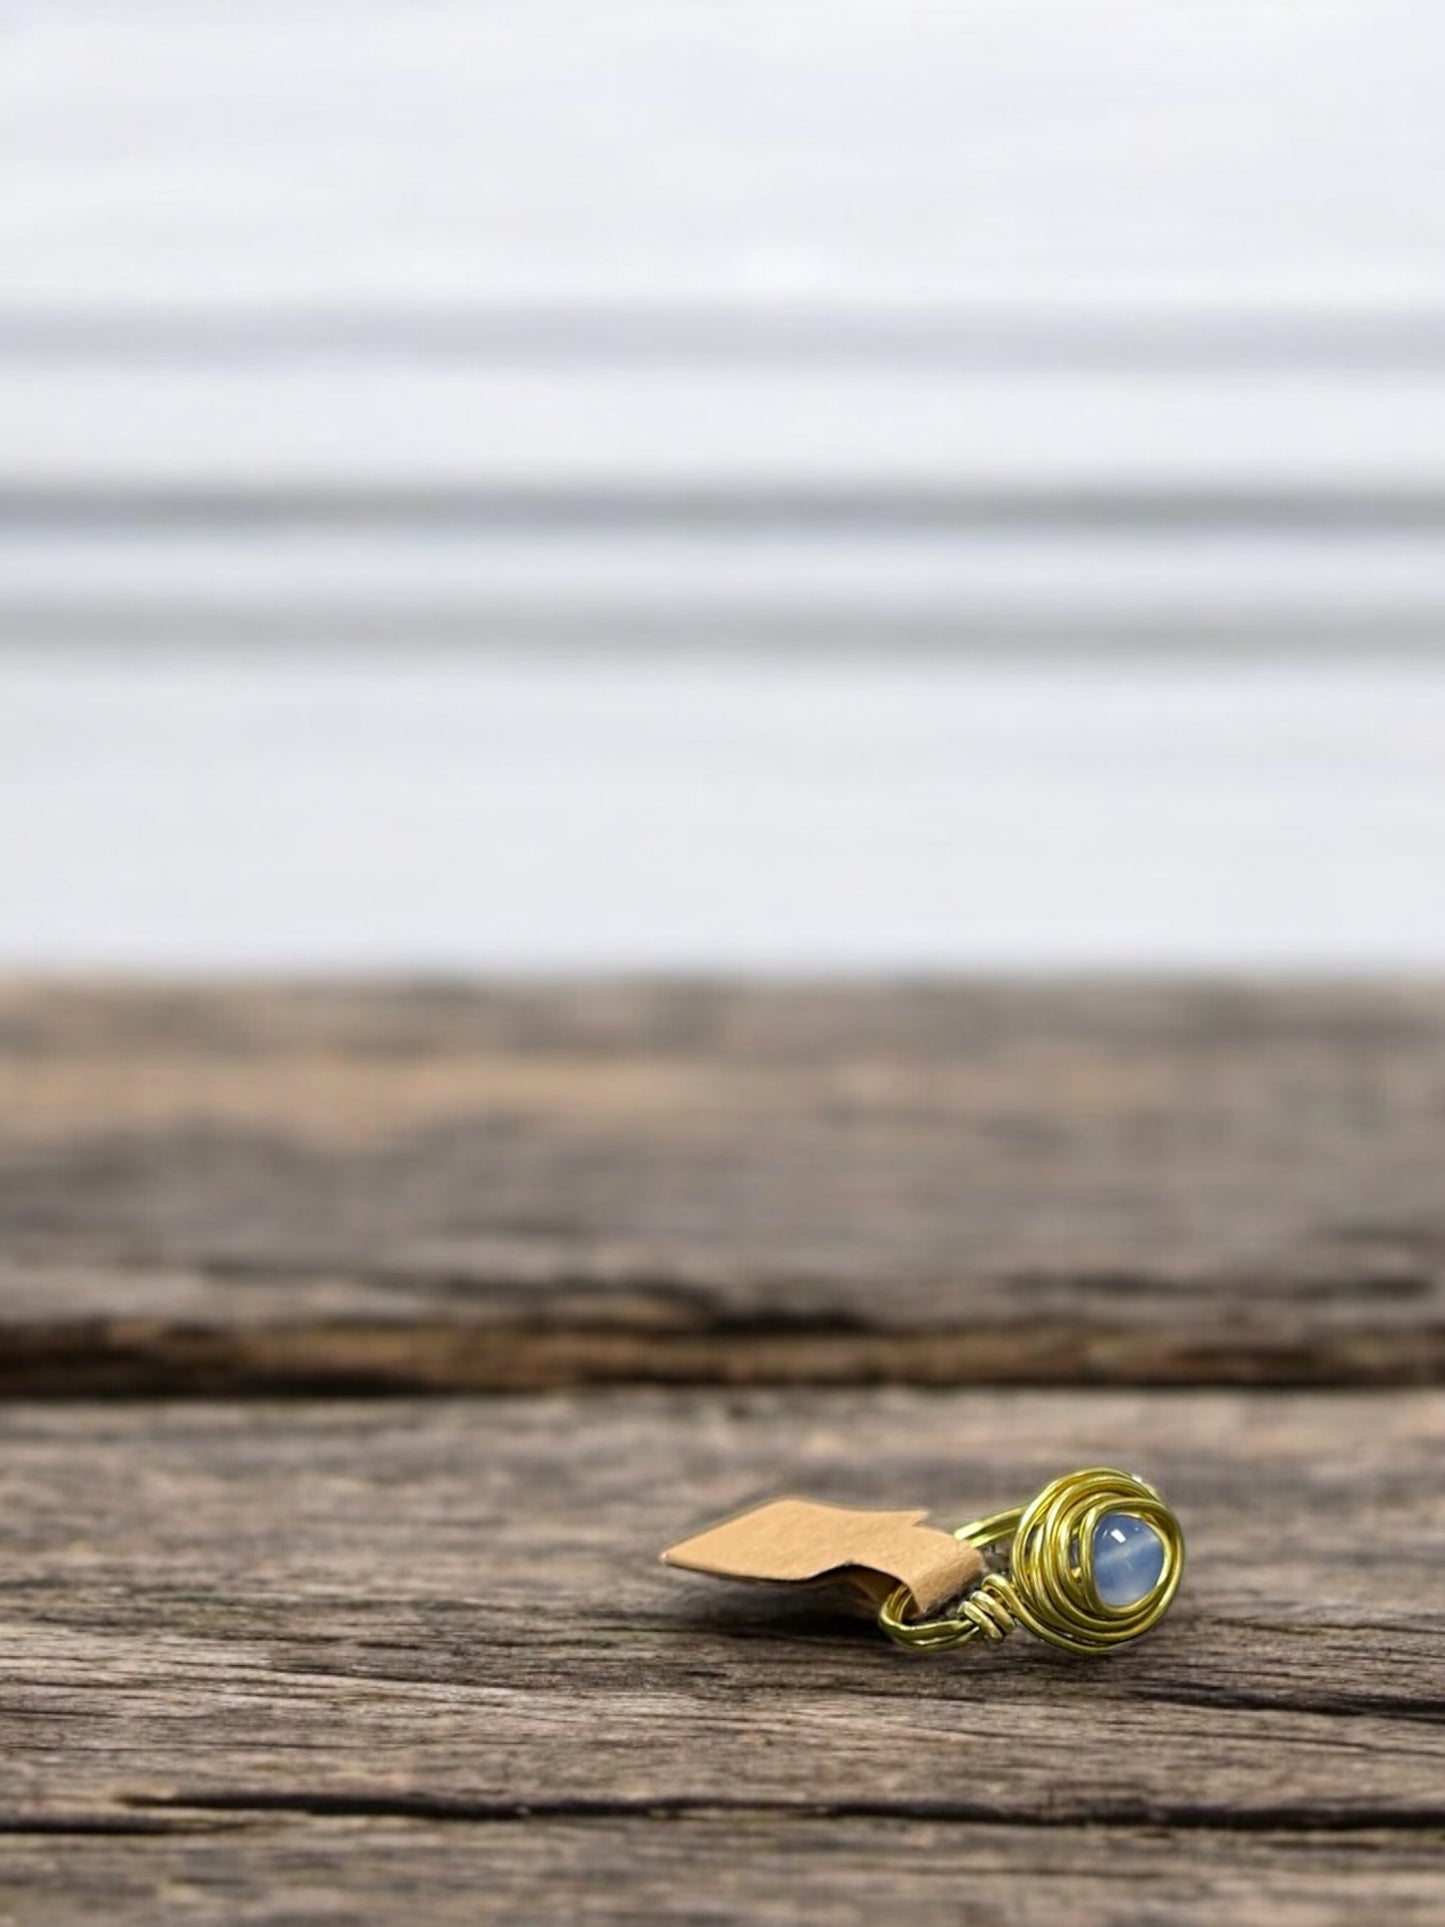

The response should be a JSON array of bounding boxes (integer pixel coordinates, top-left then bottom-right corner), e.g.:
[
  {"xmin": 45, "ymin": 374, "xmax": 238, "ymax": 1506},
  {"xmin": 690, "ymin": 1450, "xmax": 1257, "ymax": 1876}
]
[{"xmin": 1091, "ymin": 1513, "xmax": 1165, "ymax": 1607}]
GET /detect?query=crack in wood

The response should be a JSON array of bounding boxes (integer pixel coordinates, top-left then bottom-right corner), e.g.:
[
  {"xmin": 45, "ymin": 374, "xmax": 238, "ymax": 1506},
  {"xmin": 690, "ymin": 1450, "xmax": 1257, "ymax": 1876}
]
[
  {"xmin": 116, "ymin": 1792, "xmax": 1445, "ymax": 1834},
  {"xmin": 2, "ymin": 1313, "xmax": 1440, "ymax": 1396}
]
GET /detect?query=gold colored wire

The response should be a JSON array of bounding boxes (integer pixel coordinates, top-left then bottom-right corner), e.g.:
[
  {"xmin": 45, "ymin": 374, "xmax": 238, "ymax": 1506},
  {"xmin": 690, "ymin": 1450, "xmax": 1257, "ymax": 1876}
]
[{"xmin": 878, "ymin": 1468, "xmax": 1183, "ymax": 1656}]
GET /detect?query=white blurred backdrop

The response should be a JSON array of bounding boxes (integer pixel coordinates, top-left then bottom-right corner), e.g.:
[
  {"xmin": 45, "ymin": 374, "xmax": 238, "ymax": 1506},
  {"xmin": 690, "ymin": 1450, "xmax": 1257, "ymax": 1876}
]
[{"xmin": 2, "ymin": 1, "xmax": 1443, "ymax": 971}]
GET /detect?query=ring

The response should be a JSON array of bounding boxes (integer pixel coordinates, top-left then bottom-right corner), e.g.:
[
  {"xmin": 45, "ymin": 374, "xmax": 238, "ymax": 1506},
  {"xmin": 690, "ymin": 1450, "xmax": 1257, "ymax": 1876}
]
[{"xmin": 878, "ymin": 1467, "xmax": 1184, "ymax": 1655}]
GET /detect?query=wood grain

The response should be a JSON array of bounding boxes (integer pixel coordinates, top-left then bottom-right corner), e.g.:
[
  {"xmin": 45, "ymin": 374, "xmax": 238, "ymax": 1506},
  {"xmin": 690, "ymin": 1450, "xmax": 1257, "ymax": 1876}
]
[
  {"xmin": 0, "ymin": 1387, "xmax": 1440, "ymax": 1921},
  {"xmin": 2, "ymin": 982, "xmax": 1442, "ymax": 1920},
  {"xmin": 3, "ymin": 1818, "xmax": 1443, "ymax": 1927},
  {"xmin": 1, "ymin": 983, "xmax": 1441, "ymax": 1391},
  {"xmin": 0, "ymin": 1389, "xmax": 1439, "ymax": 1819}
]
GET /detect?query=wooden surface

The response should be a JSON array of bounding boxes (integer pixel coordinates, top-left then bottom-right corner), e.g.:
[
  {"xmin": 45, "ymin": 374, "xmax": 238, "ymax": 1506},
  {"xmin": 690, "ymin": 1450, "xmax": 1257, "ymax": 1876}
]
[
  {"xmin": 1, "ymin": 983, "xmax": 1442, "ymax": 1922},
  {"xmin": 2, "ymin": 982, "xmax": 1442, "ymax": 1390}
]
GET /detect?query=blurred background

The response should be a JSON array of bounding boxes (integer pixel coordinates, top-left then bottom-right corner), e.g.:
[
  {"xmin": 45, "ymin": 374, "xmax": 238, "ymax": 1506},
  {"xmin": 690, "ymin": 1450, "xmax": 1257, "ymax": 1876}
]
[{"xmin": 2, "ymin": 0, "xmax": 1444, "ymax": 974}]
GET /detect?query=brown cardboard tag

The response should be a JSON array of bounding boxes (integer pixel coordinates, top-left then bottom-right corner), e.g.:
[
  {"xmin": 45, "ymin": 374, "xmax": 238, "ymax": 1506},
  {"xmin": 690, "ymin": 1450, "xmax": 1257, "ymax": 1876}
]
[{"xmin": 661, "ymin": 1498, "xmax": 983, "ymax": 1614}]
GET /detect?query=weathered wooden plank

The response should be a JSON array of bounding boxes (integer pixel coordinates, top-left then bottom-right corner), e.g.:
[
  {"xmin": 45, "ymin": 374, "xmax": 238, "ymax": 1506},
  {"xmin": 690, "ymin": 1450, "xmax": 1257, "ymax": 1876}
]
[
  {"xmin": 0, "ymin": 1389, "xmax": 1439, "ymax": 1830},
  {"xmin": 1, "ymin": 984, "xmax": 1442, "ymax": 1389},
  {"xmin": 2, "ymin": 1816, "xmax": 1442, "ymax": 1927}
]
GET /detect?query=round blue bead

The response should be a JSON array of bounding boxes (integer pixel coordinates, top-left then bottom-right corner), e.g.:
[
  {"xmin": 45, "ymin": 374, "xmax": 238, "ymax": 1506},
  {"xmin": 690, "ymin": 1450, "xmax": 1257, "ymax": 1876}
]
[{"xmin": 1091, "ymin": 1512, "xmax": 1165, "ymax": 1607}]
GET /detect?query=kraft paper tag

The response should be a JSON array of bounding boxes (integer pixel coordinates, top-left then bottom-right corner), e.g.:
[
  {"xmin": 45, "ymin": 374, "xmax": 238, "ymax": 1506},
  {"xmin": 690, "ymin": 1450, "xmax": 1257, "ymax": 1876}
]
[{"xmin": 661, "ymin": 1498, "xmax": 983, "ymax": 1614}]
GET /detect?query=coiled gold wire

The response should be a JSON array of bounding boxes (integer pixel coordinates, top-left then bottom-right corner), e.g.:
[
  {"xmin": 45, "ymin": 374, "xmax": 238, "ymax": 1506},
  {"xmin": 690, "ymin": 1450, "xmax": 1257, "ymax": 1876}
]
[{"xmin": 879, "ymin": 1468, "xmax": 1183, "ymax": 1656}]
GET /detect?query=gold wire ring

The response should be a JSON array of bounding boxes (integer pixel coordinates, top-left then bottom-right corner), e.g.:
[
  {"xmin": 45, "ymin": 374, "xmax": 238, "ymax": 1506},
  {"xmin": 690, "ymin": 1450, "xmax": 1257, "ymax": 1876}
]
[{"xmin": 879, "ymin": 1467, "xmax": 1184, "ymax": 1656}]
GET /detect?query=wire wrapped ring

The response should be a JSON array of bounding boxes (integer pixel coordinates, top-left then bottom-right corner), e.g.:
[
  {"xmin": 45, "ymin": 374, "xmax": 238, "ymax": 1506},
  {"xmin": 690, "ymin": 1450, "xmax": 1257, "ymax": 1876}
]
[{"xmin": 879, "ymin": 1467, "xmax": 1184, "ymax": 1656}]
